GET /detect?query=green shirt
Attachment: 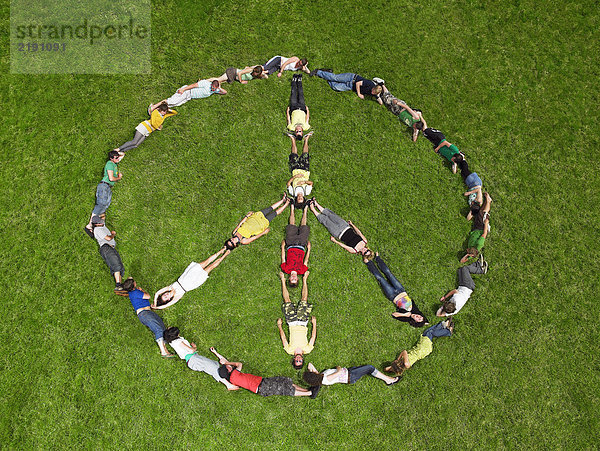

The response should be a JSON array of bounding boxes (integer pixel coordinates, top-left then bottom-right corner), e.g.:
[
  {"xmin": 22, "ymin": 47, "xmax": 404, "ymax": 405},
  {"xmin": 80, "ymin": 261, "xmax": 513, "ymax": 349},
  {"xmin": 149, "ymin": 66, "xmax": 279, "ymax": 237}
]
[
  {"xmin": 467, "ymin": 229, "xmax": 485, "ymax": 251},
  {"xmin": 241, "ymin": 72, "xmax": 253, "ymax": 81},
  {"xmin": 399, "ymin": 110, "xmax": 418, "ymax": 128},
  {"xmin": 438, "ymin": 143, "xmax": 460, "ymax": 162},
  {"xmin": 101, "ymin": 161, "xmax": 118, "ymax": 186},
  {"xmin": 406, "ymin": 336, "xmax": 433, "ymax": 366}
]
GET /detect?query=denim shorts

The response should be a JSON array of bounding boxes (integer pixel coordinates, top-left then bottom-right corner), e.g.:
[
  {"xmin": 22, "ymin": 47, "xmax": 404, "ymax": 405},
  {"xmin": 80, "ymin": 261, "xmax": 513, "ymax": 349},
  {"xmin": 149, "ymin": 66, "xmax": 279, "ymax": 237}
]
[
  {"xmin": 92, "ymin": 182, "xmax": 112, "ymax": 216},
  {"xmin": 137, "ymin": 310, "xmax": 166, "ymax": 340}
]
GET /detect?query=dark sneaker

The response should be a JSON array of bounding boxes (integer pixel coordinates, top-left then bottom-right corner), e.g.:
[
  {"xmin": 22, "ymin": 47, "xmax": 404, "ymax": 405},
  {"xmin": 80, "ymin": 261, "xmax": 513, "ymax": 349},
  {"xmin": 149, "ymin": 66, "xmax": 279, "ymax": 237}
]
[
  {"xmin": 114, "ymin": 285, "xmax": 128, "ymax": 296},
  {"xmin": 310, "ymin": 385, "xmax": 321, "ymax": 399}
]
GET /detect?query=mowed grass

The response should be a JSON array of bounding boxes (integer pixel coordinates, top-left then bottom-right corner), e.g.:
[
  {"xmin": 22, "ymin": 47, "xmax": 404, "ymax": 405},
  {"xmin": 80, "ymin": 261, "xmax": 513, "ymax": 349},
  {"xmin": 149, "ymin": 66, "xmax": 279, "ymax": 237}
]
[{"xmin": 1, "ymin": 0, "xmax": 599, "ymax": 448}]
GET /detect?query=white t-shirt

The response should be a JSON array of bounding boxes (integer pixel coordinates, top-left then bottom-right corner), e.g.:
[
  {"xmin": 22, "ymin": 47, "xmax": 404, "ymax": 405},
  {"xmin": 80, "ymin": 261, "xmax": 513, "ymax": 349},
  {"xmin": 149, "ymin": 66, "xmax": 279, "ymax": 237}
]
[
  {"xmin": 94, "ymin": 225, "xmax": 115, "ymax": 248},
  {"xmin": 446, "ymin": 286, "xmax": 473, "ymax": 316},
  {"xmin": 170, "ymin": 337, "xmax": 194, "ymax": 360},
  {"xmin": 282, "ymin": 58, "xmax": 300, "ymax": 71},
  {"xmin": 321, "ymin": 367, "xmax": 349, "ymax": 385},
  {"xmin": 287, "ymin": 184, "xmax": 313, "ymax": 197}
]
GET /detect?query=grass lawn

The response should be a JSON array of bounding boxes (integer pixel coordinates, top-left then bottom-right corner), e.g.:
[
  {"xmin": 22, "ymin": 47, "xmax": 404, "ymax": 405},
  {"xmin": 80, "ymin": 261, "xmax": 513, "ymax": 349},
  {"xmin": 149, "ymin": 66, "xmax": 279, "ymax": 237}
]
[{"xmin": 2, "ymin": 0, "xmax": 599, "ymax": 448}]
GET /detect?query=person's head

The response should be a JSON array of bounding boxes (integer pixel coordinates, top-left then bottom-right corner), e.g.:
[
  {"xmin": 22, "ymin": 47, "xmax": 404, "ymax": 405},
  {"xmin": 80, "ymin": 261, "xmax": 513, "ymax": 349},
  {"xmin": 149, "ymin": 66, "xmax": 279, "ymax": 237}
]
[
  {"xmin": 163, "ymin": 326, "xmax": 180, "ymax": 343},
  {"xmin": 218, "ymin": 364, "xmax": 234, "ymax": 381},
  {"xmin": 294, "ymin": 194, "xmax": 305, "ymax": 209},
  {"xmin": 157, "ymin": 102, "xmax": 169, "ymax": 113},
  {"xmin": 292, "ymin": 353, "xmax": 304, "ymax": 369},
  {"xmin": 210, "ymin": 80, "xmax": 220, "ymax": 92},
  {"xmin": 465, "ymin": 247, "xmax": 479, "ymax": 258},
  {"xmin": 408, "ymin": 312, "xmax": 426, "ymax": 328},
  {"xmin": 470, "ymin": 200, "xmax": 481, "ymax": 215},
  {"xmin": 387, "ymin": 357, "xmax": 407, "ymax": 376},
  {"xmin": 108, "ymin": 150, "xmax": 120, "ymax": 161},
  {"xmin": 299, "ymin": 58, "xmax": 308, "ymax": 68},
  {"xmin": 302, "ymin": 370, "xmax": 324, "ymax": 387},
  {"xmin": 288, "ymin": 271, "xmax": 299, "ymax": 288},
  {"xmin": 157, "ymin": 289, "xmax": 174, "ymax": 306},
  {"xmin": 371, "ymin": 85, "xmax": 383, "ymax": 96},
  {"xmin": 442, "ymin": 301, "xmax": 456, "ymax": 314},
  {"xmin": 415, "ymin": 121, "xmax": 424, "ymax": 130},
  {"xmin": 453, "ymin": 153, "xmax": 464, "ymax": 163},
  {"xmin": 359, "ymin": 247, "xmax": 372, "ymax": 258},
  {"xmin": 294, "ymin": 125, "xmax": 303, "ymax": 141},
  {"xmin": 122, "ymin": 277, "xmax": 136, "ymax": 292},
  {"xmin": 224, "ymin": 236, "xmax": 241, "ymax": 251},
  {"xmin": 251, "ymin": 66, "xmax": 263, "ymax": 78},
  {"xmin": 91, "ymin": 215, "xmax": 104, "ymax": 227}
]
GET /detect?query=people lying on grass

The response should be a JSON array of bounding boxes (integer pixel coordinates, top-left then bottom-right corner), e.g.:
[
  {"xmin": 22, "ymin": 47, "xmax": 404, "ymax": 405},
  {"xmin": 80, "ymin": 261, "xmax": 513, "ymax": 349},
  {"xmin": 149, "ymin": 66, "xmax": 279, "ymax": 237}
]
[
  {"xmin": 385, "ymin": 319, "xmax": 454, "ymax": 377},
  {"xmin": 309, "ymin": 68, "xmax": 383, "ymax": 104},
  {"xmin": 90, "ymin": 214, "xmax": 127, "ymax": 295},
  {"xmin": 216, "ymin": 66, "xmax": 257, "ymax": 84},
  {"xmin": 215, "ymin": 350, "xmax": 319, "ymax": 398},
  {"xmin": 363, "ymin": 252, "xmax": 428, "ymax": 328},
  {"xmin": 115, "ymin": 103, "xmax": 177, "ymax": 157},
  {"xmin": 237, "ymin": 65, "xmax": 270, "ymax": 81},
  {"xmin": 455, "ymin": 153, "xmax": 484, "ymax": 205},
  {"xmin": 416, "ymin": 116, "xmax": 464, "ymax": 173},
  {"xmin": 85, "ymin": 150, "xmax": 122, "ymax": 232},
  {"xmin": 286, "ymin": 133, "xmax": 313, "ymax": 208},
  {"xmin": 281, "ymin": 203, "xmax": 311, "ymax": 287},
  {"xmin": 303, "ymin": 362, "xmax": 399, "ymax": 388},
  {"xmin": 436, "ymin": 257, "xmax": 488, "ymax": 317},
  {"xmin": 162, "ymin": 327, "xmax": 239, "ymax": 391},
  {"xmin": 149, "ymin": 78, "xmax": 227, "ymax": 112},
  {"xmin": 277, "ymin": 271, "xmax": 316, "ymax": 369},
  {"xmin": 122, "ymin": 277, "xmax": 173, "ymax": 357},
  {"xmin": 309, "ymin": 198, "xmax": 372, "ymax": 257},
  {"xmin": 286, "ymin": 73, "xmax": 312, "ymax": 141},
  {"xmin": 380, "ymin": 86, "xmax": 423, "ymax": 142},
  {"xmin": 460, "ymin": 192, "xmax": 492, "ymax": 263},
  {"xmin": 152, "ymin": 247, "xmax": 231, "ymax": 309},
  {"xmin": 275, "ymin": 56, "xmax": 310, "ymax": 77},
  {"xmin": 224, "ymin": 195, "xmax": 289, "ymax": 250}
]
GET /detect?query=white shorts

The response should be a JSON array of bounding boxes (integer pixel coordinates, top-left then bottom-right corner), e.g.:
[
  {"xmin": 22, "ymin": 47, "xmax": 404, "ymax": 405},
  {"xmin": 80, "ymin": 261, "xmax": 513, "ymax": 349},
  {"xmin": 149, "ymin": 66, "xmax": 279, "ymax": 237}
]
[
  {"xmin": 135, "ymin": 123, "xmax": 151, "ymax": 137},
  {"xmin": 177, "ymin": 261, "xmax": 209, "ymax": 292}
]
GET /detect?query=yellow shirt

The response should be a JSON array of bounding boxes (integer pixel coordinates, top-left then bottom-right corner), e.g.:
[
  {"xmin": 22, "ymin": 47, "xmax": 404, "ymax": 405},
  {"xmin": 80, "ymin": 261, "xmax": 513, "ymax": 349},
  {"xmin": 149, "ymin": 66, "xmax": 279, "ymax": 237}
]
[
  {"xmin": 237, "ymin": 212, "xmax": 269, "ymax": 239},
  {"xmin": 283, "ymin": 324, "xmax": 314, "ymax": 355},
  {"xmin": 287, "ymin": 110, "xmax": 310, "ymax": 131},
  {"xmin": 291, "ymin": 169, "xmax": 310, "ymax": 189},
  {"xmin": 406, "ymin": 336, "xmax": 433, "ymax": 366},
  {"xmin": 142, "ymin": 109, "xmax": 177, "ymax": 134}
]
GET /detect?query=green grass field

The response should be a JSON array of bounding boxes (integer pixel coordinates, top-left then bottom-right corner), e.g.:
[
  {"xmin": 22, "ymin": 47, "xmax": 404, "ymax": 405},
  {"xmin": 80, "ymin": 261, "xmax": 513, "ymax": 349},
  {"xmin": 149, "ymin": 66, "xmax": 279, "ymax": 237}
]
[{"xmin": 2, "ymin": 0, "xmax": 599, "ymax": 448}]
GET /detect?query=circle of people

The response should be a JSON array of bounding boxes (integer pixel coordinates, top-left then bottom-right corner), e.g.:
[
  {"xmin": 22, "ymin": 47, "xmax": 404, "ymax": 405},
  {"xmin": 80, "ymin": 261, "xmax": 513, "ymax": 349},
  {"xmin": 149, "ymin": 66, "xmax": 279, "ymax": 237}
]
[{"xmin": 84, "ymin": 55, "xmax": 493, "ymax": 399}]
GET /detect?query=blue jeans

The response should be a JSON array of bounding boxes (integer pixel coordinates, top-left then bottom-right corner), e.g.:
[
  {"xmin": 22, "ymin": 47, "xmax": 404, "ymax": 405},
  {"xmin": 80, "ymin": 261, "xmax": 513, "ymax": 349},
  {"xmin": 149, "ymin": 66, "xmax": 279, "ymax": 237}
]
[
  {"xmin": 137, "ymin": 310, "xmax": 166, "ymax": 340},
  {"xmin": 315, "ymin": 71, "xmax": 356, "ymax": 92},
  {"xmin": 348, "ymin": 365, "xmax": 376, "ymax": 384},
  {"xmin": 92, "ymin": 182, "xmax": 112, "ymax": 216},
  {"xmin": 366, "ymin": 256, "xmax": 406, "ymax": 302},
  {"xmin": 423, "ymin": 322, "xmax": 452, "ymax": 341}
]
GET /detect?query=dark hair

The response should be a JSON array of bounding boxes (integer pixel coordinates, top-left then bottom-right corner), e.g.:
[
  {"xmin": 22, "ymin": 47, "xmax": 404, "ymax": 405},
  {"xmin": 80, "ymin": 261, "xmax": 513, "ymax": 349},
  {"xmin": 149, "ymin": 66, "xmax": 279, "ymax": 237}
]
[
  {"xmin": 470, "ymin": 201, "xmax": 481, "ymax": 214},
  {"xmin": 211, "ymin": 80, "xmax": 220, "ymax": 90},
  {"xmin": 295, "ymin": 132, "xmax": 303, "ymax": 141},
  {"xmin": 415, "ymin": 121, "xmax": 424, "ymax": 130},
  {"xmin": 157, "ymin": 291, "xmax": 170, "ymax": 306},
  {"xmin": 157, "ymin": 102, "xmax": 169, "ymax": 112},
  {"xmin": 302, "ymin": 370, "xmax": 324, "ymax": 387},
  {"xmin": 122, "ymin": 278, "xmax": 135, "ymax": 292},
  {"xmin": 442, "ymin": 302, "xmax": 456, "ymax": 314},
  {"xmin": 299, "ymin": 58, "xmax": 308, "ymax": 67},
  {"xmin": 224, "ymin": 239, "xmax": 238, "ymax": 251},
  {"xmin": 465, "ymin": 247, "xmax": 479, "ymax": 258},
  {"xmin": 372, "ymin": 85, "xmax": 383, "ymax": 95},
  {"xmin": 108, "ymin": 150, "xmax": 120, "ymax": 160},
  {"xmin": 288, "ymin": 279, "xmax": 299, "ymax": 288},
  {"xmin": 251, "ymin": 66, "xmax": 263, "ymax": 78},
  {"xmin": 388, "ymin": 357, "xmax": 407, "ymax": 376},
  {"xmin": 163, "ymin": 326, "xmax": 180, "ymax": 343},
  {"xmin": 218, "ymin": 365, "xmax": 232, "ymax": 381},
  {"xmin": 292, "ymin": 354, "xmax": 304, "ymax": 369},
  {"xmin": 294, "ymin": 199, "xmax": 306, "ymax": 210},
  {"xmin": 453, "ymin": 153, "xmax": 464, "ymax": 163}
]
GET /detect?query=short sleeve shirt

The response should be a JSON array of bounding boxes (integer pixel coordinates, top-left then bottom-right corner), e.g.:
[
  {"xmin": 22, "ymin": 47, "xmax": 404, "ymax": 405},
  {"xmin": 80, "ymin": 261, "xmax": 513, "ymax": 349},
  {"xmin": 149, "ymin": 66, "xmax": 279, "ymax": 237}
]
[
  {"xmin": 446, "ymin": 286, "xmax": 473, "ymax": 315},
  {"xmin": 283, "ymin": 324, "xmax": 314, "ymax": 355},
  {"xmin": 281, "ymin": 247, "xmax": 308, "ymax": 275},
  {"xmin": 288, "ymin": 110, "xmax": 310, "ymax": 131},
  {"xmin": 406, "ymin": 335, "xmax": 433, "ymax": 366},
  {"xmin": 94, "ymin": 225, "xmax": 115, "ymax": 248},
  {"xmin": 321, "ymin": 367, "xmax": 349, "ymax": 385},
  {"xmin": 101, "ymin": 161, "xmax": 118, "ymax": 186},
  {"xmin": 129, "ymin": 288, "xmax": 150, "ymax": 311},
  {"xmin": 353, "ymin": 76, "xmax": 376, "ymax": 95},
  {"xmin": 190, "ymin": 79, "xmax": 213, "ymax": 99},
  {"xmin": 439, "ymin": 143, "xmax": 460, "ymax": 162},
  {"xmin": 237, "ymin": 212, "xmax": 270, "ymax": 238}
]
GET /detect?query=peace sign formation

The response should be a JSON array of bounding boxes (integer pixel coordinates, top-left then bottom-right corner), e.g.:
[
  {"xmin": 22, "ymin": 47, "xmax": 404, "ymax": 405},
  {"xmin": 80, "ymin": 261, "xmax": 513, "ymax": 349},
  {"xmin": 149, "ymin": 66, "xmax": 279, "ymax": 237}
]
[{"xmin": 84, "ymin": 55, "xmax": 493, "ymax": 398}]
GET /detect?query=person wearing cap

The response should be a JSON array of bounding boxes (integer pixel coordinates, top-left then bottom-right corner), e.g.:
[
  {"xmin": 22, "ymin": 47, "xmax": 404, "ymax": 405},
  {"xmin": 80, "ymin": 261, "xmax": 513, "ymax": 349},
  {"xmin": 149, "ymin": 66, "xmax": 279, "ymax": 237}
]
[
  {"xmin": 91, "ymin": 214, "xmax": 127, "ymax": 294},
  {"xmin": 215, "ymin": 350, "xmax": 318, "ymax": 398},
  {"xmin": 309, "ymin": 69, "xmax": 383, "ymax": 104},
  {"xmin": 276, "ymin": 271, "xmax": 316, "ymax": 370},
  {"xmin": 152, "ymin": 247, "xmax": 231, "ymax": 309},
  {"xmin": 149, "ymin": 77, "xmax": 227, "ymax": 111},
  {"xmin": 280, "ymin": 202, "xmax": 310, "ymax": 288},
  {"xmin": 86, "ymin": 150, "xmax": 122, "ymax": 233}
]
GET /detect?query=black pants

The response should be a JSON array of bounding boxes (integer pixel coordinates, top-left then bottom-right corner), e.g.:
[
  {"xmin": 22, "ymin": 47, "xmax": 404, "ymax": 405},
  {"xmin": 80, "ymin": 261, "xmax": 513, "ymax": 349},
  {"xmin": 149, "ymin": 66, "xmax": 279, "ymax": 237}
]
[{"xmin": 289, "ymin": 76, "xmax": 307, "ymax": 113}]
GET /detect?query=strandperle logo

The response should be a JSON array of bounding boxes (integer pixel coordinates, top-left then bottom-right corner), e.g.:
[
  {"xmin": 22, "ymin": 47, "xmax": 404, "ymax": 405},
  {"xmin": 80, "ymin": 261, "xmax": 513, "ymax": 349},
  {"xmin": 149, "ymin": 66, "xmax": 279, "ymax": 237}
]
[{"xmin": 14, "ymin": 18, "xmax": 148, "ymax": 45}]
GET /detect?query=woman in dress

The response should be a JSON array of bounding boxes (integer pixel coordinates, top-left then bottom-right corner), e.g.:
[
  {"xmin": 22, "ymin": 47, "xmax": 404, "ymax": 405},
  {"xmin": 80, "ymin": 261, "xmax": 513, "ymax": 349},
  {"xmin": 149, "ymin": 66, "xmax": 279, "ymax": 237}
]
[
  {"xmin": 364, "ymin": 253, "xmax": 428, "ymax": 328},
  {"xmin": 152, "ymin": 247, "xmax": 230, "ymax": 309}
]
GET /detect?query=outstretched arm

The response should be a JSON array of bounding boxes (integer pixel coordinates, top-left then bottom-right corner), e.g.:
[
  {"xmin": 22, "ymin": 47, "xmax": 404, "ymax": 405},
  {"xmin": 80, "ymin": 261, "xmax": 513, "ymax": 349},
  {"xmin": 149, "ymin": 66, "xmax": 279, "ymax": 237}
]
[
  {"xmin": 276, "ymin": 318, "xmax": 289, "ymax": 348},
  {"xmin": 210, "ymin": 347, "xmax": 243, "ymax": 370},
  {"xmin": 177, "ymin": 82, "xmax": 199, "ymax": 94},
  {"xmin": 305, "ymin": 106, "xmax": 310, "ymax": 124},
  {"xmin": 308, "ymin": 316, "xmax": 317, "ymax": 346},
  {"xmin": 303, "ymin": 242, "xmax": 311, "ymax": 266},
  {"xmin": 281, "ymin": 240, "xmax": 287, "ymax": 264},
  {"xmin": 286, "ymin": 106, "xmax": 291, "ymax": 126},
  {"xmin": 330, "ymin": 236, "xmax": 357, "ymax": 253}
]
